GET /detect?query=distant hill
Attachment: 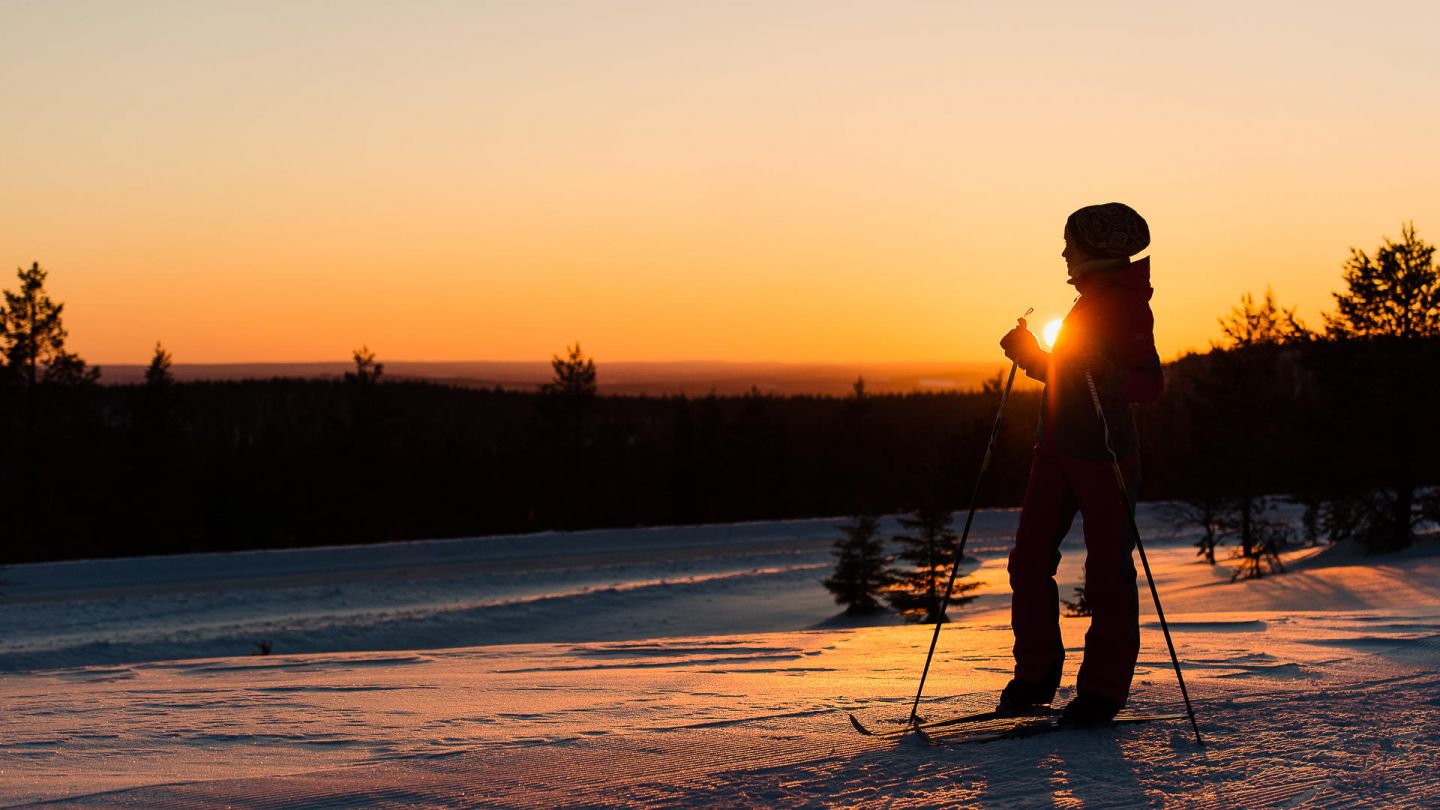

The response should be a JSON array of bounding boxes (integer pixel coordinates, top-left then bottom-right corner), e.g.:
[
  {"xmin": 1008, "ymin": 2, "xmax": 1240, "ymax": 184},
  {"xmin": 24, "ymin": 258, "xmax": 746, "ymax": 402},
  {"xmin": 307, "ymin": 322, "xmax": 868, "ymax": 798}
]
[{"xmin": 97, "ymin": 360, "xmax": 1038, "ymax": 396}]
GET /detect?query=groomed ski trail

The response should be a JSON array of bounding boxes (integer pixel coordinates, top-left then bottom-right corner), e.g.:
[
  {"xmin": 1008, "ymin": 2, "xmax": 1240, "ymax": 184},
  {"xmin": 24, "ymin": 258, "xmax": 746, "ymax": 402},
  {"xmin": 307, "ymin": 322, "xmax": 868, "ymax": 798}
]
[{"xmin": 8, "ymin": 619, "xmax": 1439, "ymax": 808}]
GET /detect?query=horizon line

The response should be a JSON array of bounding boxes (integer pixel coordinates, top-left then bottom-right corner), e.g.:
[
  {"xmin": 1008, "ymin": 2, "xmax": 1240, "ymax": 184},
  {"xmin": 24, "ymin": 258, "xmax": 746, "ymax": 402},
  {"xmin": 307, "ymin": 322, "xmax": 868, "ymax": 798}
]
[{"xmin": 94, "ymin": 358, "xmax": 1019, "ymax": 368}]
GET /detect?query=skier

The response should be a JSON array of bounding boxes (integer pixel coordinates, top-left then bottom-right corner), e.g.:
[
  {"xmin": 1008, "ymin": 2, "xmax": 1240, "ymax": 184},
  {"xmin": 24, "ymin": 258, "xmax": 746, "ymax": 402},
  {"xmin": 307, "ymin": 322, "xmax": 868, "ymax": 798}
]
[{"xmin": 996, "ymin": 202, "xmax": 1163, "ymax": 726}]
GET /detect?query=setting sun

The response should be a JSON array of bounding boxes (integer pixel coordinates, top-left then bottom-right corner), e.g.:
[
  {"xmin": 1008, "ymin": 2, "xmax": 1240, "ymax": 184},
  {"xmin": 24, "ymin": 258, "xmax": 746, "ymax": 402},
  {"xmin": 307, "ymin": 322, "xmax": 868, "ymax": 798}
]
[{"xmin": 1042, "ymin": 319, "xmax": 1064, "ymax": 350}]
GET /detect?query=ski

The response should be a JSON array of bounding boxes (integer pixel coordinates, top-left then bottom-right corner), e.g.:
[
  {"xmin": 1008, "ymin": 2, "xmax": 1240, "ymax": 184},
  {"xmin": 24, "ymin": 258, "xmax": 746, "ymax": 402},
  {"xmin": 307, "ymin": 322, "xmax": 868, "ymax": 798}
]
[
  {"xmin": 917, "ymin": 712, "xmax": 1187, "ymax": 745},
  {"xmin": 849, "ymin": 706, "xmax": 1060, "ymax": 737}
]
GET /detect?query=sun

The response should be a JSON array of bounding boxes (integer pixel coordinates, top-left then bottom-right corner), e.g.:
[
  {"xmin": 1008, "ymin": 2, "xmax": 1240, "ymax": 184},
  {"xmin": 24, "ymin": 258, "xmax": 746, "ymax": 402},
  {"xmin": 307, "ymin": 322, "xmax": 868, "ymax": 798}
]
[{"xmin": 1042, "ymin": 319, "xmax": 1064, "ymax": 349}]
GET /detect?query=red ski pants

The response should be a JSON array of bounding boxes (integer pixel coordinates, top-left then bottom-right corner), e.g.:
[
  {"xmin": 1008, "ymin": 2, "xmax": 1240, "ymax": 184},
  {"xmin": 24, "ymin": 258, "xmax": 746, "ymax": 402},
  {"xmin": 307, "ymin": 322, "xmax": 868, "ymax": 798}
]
[{"xmin": 1008, "ymin": 450, "xmax": 1141, "ymax": 706}]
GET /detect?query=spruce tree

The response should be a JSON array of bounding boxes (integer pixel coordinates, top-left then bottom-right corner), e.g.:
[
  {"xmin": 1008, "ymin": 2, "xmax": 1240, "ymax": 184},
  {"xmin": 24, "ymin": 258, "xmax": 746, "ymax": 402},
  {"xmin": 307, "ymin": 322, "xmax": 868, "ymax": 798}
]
[
  {"xmin": 542, "ymin": 343, "xmax": 597, "ymax": 398},
  {"xmin": 145, "ymin": 341, "xmax": 174, "ymax": 388},
  {"xmin": 822, "ymin": 515, "xmax": 894, "ymax": 614},
  {"xmin": 884, "ymin": 507, "xmax": 978, "ymax": 623},
  {"xmin": 139, "ymin": 340, "xmax": 177, "ymax": 426}
]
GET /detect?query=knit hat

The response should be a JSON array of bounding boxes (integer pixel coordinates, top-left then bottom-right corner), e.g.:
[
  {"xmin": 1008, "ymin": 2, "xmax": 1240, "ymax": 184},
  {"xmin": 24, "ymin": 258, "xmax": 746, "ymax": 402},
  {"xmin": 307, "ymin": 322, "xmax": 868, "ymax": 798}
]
[{"xmin": 1065, "ymin": 203, "xmax": 1150, "ymax": 259}]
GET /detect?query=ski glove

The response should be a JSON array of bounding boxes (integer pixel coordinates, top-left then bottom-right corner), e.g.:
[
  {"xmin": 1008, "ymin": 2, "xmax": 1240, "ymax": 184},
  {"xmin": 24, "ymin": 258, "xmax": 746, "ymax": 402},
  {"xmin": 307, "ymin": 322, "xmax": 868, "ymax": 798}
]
[{"xmin": 1000, "ymin": 326, "xmax": 1044, "ymax": 371}]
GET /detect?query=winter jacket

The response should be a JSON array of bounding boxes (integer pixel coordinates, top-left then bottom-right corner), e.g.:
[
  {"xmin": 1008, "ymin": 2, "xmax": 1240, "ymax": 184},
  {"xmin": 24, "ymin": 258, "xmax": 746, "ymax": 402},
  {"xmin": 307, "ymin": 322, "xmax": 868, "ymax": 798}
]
[{"xmin": 1019, "ymin": 257, "xmax": 1163, "ymax": 460}]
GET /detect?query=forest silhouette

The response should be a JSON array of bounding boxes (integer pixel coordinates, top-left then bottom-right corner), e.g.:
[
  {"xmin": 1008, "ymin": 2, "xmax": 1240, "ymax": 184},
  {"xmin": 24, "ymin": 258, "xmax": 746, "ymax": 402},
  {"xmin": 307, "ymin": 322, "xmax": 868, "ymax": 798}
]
[{"xmin": 0, "ymin": 227, "xmax": 1435, "ymax": 566}]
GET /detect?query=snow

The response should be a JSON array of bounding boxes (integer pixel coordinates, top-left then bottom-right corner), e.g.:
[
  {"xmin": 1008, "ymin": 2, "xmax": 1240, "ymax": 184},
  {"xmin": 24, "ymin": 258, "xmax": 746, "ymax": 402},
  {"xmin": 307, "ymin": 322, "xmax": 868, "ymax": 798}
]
[{"xmin": 2, "ymin": 507, "xmax": 1439, "ymax": 807}]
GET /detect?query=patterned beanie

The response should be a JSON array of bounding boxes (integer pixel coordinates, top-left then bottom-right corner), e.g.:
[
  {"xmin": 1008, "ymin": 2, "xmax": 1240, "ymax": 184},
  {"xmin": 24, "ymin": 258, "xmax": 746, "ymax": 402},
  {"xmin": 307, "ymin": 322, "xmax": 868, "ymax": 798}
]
[{"xmin": 1065, "ymin": 203, "xmax": 1150, "ymax": 259}]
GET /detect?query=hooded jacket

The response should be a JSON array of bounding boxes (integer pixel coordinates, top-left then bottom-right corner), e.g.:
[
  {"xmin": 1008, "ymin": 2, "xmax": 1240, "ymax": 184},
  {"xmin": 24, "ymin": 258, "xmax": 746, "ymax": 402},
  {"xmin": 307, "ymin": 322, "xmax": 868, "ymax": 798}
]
[{"xmin": 1021, "ymin": 257, "xmax": 1163, "ymax": 460}]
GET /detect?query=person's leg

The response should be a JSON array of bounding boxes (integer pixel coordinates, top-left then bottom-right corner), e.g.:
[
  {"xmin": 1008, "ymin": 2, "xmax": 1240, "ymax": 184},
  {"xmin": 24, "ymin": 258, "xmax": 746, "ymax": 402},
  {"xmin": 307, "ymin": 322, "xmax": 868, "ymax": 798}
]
[
  {"xmin": 1007, "ymin": 451, "xmax": 1079, "ymax": 699},
  {"xmin": 1064, "ymin": 453, "xmax": 1141, "ymax": 708}
]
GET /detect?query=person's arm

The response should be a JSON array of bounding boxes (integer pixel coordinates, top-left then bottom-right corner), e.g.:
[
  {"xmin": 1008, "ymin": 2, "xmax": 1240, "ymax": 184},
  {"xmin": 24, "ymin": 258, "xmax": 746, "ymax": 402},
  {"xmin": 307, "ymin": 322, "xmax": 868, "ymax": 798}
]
[{"xmin": 1105, "ymin": 298, "xmax": 1163, "ymax": 403}]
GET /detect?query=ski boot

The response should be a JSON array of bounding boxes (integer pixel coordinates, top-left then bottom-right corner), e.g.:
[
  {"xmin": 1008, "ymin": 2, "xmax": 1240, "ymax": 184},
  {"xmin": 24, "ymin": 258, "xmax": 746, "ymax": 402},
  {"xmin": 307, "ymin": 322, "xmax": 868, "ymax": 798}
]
[
  {"xmin": 1058, "ymin": 691, "xmax": 1122, "ymax": 727},
  {"xmin": 996, "ymin": 658, "xmax": 1063, "ymax": 716}
]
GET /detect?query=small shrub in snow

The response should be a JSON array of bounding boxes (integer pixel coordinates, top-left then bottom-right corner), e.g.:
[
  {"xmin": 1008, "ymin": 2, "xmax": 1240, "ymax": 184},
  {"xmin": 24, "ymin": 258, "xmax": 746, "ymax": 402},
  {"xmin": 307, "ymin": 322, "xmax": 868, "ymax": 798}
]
[
  {"xmin": 1162, "ymin": 499, "xmax": 1223, "ymax": 565},
  {"xmin": 884, "ymin": 508, "xmax": 979, "ymax": 623},
  {"xmin": 822, "ymin": 515, "xmax": 894, "ymax": 614},
  {"xmin": 1225, "ymin": 503, "xmax": 1290, "ymax": 581},
  {"xmin": 1062, "ymin": 586, "xmax": 1091, "ymax": 618}
]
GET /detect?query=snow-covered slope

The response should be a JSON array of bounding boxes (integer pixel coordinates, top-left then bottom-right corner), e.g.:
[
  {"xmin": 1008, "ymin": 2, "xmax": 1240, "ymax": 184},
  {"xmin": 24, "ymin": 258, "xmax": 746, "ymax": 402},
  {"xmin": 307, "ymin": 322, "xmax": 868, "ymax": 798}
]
[
  {"xmin": 0, "ymin": 506, "xmax": 1219, "ymax": 672},
  {"xmin": 2, "ymin": 509, "xmax": 1437, "ymax": 807}
]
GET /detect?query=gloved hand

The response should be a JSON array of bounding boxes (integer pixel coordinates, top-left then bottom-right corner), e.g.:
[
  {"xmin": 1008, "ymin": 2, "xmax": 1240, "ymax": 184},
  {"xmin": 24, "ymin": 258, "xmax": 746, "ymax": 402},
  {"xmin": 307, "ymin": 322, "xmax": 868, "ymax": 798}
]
[{"xmin": 999, "ymin": 322, "xmax": 1043, "ymax": 368}]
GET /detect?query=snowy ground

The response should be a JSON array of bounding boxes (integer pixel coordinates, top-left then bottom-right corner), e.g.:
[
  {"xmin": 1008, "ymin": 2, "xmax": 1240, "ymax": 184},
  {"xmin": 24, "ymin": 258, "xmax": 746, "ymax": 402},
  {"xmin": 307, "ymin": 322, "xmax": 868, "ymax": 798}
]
[{"xmin": 3, "ymin": 507, "xmax": 1439, "ymax": 807}]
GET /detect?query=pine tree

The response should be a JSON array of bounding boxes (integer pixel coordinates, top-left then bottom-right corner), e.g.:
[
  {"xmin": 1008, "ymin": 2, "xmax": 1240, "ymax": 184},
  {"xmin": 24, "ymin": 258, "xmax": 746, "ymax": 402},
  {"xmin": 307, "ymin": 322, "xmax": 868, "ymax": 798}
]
[
  {"xmin": 1320, "ymin": 224, "xmax": 1439, "ymax": 553},
  {"xmin": 140, "ymin": 341, "xmax": 177, "ymax": 426},
  {"xmin": 539, "ymin": 343, "xmax": 599, "ymax": 529},
  {"xmin": 1179, "ymin": 289, "xmax": 1306, "ymax": 576},
  {"xmin": 0, "ymin": 262, "xmax": 98, "ymax": 387},
  {"xmin": 344, "ymin": 345, "xmax": 383, "ymax": 385},
  {"xmin": 822, "ymin": 515, "xmax": 894, "ymax": 614},
  {"xmin": 145, "ymin": 341, "xmax": 174, "ymax": 388},
  {"xmin": 542, "ymin": 343, "xmax": 597, "ymax": 398},
  {"xmin": 884, "ymin": 507, "xmax": 978, "ymax": 623},
  {"xmin": 1216, "ymin": 287, "xmax": 1311, "ymax": 348},
  {"xmin": 1324, "ymin": 223, "xmax": 1440, "ymax": 339}
]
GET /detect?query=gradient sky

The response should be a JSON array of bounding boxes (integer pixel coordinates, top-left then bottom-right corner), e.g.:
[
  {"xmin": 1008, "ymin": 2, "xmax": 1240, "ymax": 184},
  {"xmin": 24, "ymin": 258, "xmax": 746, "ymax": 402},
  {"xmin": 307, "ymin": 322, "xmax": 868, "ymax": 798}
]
[{"xmin": 3, "ymin": 1, "xmax": 1437, "ymax": 364}]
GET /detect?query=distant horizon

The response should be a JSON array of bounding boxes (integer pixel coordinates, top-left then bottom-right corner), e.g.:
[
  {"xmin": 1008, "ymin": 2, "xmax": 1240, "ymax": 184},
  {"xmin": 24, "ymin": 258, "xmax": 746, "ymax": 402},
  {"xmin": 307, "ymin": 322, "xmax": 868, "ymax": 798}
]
[
  {"xmin": 97, "ymin": 358, "xmax": 1039, "ymax": 396},
  {"xmin": 98, "ymin": 357, "xmax": 1021, "ymax": 367}
]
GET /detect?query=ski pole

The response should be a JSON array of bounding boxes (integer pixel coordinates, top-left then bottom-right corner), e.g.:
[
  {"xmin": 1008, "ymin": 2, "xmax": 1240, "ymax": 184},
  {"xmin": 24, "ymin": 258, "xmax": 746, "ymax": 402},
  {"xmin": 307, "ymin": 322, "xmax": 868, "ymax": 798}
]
[
  {"xmin": 907, "ymin": 307, "xmax": 1033, "ymax": 727},
  {"xmin": 1083, "ymin": 370, "xmax": 1204, "ymax": 746}
]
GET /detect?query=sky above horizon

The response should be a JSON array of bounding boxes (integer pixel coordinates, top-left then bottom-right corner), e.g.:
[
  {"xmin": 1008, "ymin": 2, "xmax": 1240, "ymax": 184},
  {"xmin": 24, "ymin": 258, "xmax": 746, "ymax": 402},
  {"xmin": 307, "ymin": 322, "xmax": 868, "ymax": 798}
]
[{"xmin": 3, "ymin": 1, "xmax": 1438, "ymax": 364}]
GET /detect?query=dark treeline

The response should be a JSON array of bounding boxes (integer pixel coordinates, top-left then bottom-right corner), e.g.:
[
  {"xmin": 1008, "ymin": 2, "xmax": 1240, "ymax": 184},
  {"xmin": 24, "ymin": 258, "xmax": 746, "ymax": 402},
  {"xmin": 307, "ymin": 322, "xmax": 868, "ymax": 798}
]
[
  {"xmin": 1145, "ymin": 335, "xmax": 1438, "ymax": 560},
  {"xmin": 3, "ymin": 225, "xmax": 1437, "ymax": 565},
  {"xmin": 0, "ymin": 374, "xmax": 1040, "ymax": 563},
  {"xmin": 1, "ymin": 333, "xmax": 1435, "ymax": 565}
]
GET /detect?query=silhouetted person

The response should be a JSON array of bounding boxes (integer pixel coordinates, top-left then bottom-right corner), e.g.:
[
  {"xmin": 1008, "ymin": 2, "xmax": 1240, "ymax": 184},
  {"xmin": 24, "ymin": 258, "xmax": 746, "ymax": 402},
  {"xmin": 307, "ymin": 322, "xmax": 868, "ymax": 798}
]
[{"xmin": 997, "ymin": 202, "xmax": 1163, "ymax": 726}]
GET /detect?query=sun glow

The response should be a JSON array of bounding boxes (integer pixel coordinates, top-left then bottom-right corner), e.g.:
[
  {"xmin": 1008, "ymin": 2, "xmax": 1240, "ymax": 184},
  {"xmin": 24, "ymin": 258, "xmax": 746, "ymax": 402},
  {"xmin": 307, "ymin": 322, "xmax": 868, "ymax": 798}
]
[
  {"xmin": 1042, "ymin": 319, "xmax": 1064, "ymax": 349},
  {"xmin": 4, "ymin": 5, "xmax": 1435, "ymax": 365}
]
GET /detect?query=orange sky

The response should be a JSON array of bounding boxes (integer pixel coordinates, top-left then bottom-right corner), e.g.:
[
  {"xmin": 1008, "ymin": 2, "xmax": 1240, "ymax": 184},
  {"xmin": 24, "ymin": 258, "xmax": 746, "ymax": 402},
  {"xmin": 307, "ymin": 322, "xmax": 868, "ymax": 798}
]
[{"xmin": 3, "ymin": 2, "xmax": 1437, "ymax": 365}]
